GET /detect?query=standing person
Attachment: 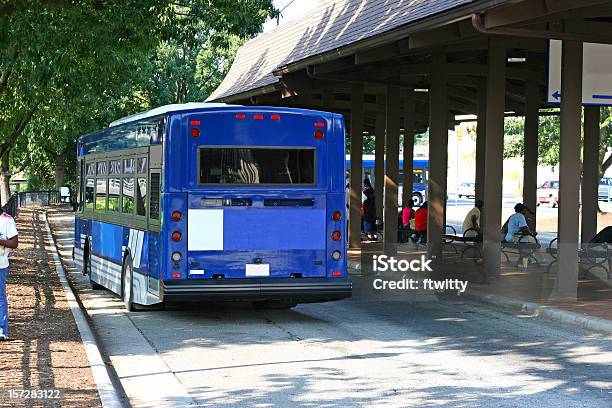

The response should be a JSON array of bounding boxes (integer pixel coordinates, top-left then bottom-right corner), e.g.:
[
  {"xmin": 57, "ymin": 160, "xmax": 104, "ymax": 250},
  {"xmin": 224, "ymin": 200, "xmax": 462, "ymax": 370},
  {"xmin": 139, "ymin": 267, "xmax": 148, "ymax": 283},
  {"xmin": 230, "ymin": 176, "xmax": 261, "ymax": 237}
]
[
  {"xmin": 0, "ymin": 210, "xmax": 18, "ymax": 341},
  {"xmin": 362, "ymin": 187, "xmax": 377, "ymax": 241},
  {"xmin": 462, "ymin": 200, "xmax": 483, "ymax": 240},
  {"xmin": 414, "ymin": 201, "xmax": 428, "ymax": 243}
]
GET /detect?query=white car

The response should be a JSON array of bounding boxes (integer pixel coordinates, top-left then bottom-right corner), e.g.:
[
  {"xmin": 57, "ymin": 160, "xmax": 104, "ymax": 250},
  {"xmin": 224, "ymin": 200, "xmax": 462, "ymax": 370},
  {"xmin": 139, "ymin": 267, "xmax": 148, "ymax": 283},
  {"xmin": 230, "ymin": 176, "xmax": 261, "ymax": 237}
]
[{"xmin": 457, "ymin": 182, "xmax": 475, "ymax": 199}]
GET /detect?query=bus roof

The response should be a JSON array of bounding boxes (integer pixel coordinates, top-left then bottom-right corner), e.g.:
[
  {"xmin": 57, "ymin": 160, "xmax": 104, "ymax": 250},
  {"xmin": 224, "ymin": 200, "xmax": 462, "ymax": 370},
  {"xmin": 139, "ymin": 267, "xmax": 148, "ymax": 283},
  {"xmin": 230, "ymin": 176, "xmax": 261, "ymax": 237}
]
[{"xmin": 109, "ymin": 102, "xmax": 229, "ymax": 127}]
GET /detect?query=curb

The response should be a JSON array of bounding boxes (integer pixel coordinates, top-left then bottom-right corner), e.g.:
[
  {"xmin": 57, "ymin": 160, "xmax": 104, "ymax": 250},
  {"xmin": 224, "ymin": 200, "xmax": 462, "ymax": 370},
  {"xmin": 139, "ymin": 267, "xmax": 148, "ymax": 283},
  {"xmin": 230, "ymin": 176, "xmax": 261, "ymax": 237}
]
[
  {"xmin": 43, "ymin": 212, "xmax": 123, "ymax": 408},
  {"xmin": 464, "ymin": 289, "xmax": 612, "ymax": 335}
]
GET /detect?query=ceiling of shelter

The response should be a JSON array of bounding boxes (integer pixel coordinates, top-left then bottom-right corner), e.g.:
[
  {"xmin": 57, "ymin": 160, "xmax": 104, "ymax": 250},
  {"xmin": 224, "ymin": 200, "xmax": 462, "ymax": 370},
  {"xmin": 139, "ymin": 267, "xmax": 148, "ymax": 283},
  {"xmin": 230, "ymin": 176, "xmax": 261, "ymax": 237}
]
[{"xmin": 208, "ymin": 0, "xmax": 612, "ymax": 132}]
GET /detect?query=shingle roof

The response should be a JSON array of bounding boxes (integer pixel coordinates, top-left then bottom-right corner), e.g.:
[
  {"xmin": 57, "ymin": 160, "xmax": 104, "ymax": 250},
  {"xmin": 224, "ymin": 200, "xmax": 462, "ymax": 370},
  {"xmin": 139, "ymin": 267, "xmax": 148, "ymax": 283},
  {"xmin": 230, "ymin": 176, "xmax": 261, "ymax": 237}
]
[{"xmin": 207, "ymin": 0, "xmax": 479, "ymax": 102}]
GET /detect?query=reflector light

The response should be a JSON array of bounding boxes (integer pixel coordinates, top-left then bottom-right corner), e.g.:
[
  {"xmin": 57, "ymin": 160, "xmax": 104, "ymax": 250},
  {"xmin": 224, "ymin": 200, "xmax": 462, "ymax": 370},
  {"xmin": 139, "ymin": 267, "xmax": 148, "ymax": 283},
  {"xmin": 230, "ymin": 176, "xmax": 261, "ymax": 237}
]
[
  {"xmin": 314, "ymin": 130, "xmax": 324, "ymax": 140},
  {"xmin": 314, "ymin": 122, "xmax": 325, "ymax": 127},
  {"xmin": 270, "ymin": 114, "xmax": 281, "ymax": 120},
  {"xmin": 171, "ymin": 231, "xmax": 182, "ymax": 241},
  {"xmin": 332, "ymin": 271, "xmax": 342, "ymax": 277},
  {"xmin": 190, "ymin": 120, "xmax": 201, "ymax": 126},
  {"xmin": 235, "ymin": 113, "xmax": 246, "ymax": 119},
  {"xmin": 172, "ymin": 273, "xmax": 181, "ymax": 278},
  {"xmin": 191, "ymin": 128, "xmax": 200, "ymax": 137},
  {"xmin": 253, "ymin": 114, "xmax": 264, "ymax": 120},
  {"xmin": 331, "ymin": 250, "xmax": 342, "ymax": 261},
  {"xmin": 171, "ymin": 211, "xmax": 182, "ymax": 221},
  {"xmin": 332, "ymin": 211, "xmax": 342, "ymax": 221},
  {"xmin": 332, "ymin": 231, "xmax": 341, "ymax": 241}
]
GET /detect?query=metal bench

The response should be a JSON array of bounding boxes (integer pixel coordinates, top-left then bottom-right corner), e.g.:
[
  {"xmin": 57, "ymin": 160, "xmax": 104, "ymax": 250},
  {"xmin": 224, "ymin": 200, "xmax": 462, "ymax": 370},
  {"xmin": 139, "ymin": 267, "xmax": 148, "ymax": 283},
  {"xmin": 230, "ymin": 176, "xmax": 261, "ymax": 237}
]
[
  {"xmin": 546, "ymin": 238, "xmax": 612, "ymax": 278},
  {"xmin": 444, "ymin": 227, "xmax": 482, "ymax": 259},
  {"xmin": 501, "ymin": 233, "xmax": 541, "ymax": 266}
]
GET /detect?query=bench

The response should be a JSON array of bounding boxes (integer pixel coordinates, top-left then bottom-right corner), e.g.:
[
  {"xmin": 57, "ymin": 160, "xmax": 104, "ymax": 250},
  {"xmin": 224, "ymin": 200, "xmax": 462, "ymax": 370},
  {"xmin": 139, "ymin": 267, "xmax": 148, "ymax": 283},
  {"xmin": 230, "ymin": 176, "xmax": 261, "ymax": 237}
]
[
  {"xmin": 501, "ymin": 234, "xmax": 542, "ymax": 266},
  {"xmin": 546, "ymin": 238, "xmax": 612, "ymax": 278},
  {"xmin": 443, "ymin": 227, "xmax": 482, "ymax": 259}
]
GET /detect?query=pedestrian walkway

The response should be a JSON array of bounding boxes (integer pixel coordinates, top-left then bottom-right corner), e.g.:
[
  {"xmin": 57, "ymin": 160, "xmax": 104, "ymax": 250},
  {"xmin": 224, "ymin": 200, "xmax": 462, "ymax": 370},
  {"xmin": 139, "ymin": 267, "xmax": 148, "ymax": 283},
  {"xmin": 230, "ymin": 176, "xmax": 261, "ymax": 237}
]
[
  {"xmin": 349, "ymin": 242, "xmax": 612, "ymax": 324},
  {"xmin": 0, "ymin": 208, "xmax": 101, "ymax": 407}
]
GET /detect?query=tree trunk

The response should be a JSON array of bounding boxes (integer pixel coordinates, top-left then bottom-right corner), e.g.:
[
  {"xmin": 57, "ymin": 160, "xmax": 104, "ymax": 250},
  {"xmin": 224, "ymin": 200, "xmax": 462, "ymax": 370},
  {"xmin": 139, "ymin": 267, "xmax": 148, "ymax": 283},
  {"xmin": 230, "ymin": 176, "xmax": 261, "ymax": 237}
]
[
  {"xmin": 55, "ymin": 154, "xmax": 65, "ymax": 188},
  {"xmin": 0, "ymin": 148, "xmax": 11, "ymax": 207}
]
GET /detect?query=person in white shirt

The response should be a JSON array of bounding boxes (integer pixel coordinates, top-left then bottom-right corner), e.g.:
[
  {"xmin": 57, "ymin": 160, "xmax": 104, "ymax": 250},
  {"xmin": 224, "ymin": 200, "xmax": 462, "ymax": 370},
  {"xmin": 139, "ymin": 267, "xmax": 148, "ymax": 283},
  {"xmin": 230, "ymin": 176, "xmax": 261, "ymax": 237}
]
[
  {"xmin": 462, "ymin": 200, "xmax": 483, "ymax": 240},
  {"xmin": 0, "ymin": 211, "xmax": 18, "ymax": 341}
]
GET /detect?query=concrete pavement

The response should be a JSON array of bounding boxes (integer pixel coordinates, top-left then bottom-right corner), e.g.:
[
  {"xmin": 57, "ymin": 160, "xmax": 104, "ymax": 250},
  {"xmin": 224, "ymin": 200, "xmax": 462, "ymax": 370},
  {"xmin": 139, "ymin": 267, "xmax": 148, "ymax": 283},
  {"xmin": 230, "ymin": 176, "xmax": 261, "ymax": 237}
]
[{"xmin": 46, "ymin": 209, "xmax": 612, "ymax": 407}]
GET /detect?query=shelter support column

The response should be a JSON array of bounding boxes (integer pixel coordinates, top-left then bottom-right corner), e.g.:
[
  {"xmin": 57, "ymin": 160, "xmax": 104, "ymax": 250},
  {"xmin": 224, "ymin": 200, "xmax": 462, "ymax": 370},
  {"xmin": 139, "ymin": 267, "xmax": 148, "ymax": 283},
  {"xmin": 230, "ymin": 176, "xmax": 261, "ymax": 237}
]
[
  {"xmin": 403, "ymin": 92, "xmax": 415, "ymax": 208},
  {"xmin": 475, "ymin": 84, "xmax": 486, "ymax": 203},
  {"xmin": 581, "ymin": 106, "xmax": 600, "ymax": 243},
  {"xmin": 384, "ymin": 85, "xmax": 401, "ymax": 254},
  {"xmin": 556, "ymin": 40, "xmax": 583, "ymax": 297},
  {"xmin": 482, "ymin": 39, "xmax": 506, "ymax": 275},
  {"xmin": 348, "ymin": 84, "xmax": 364, "ymax": 249},
  {"xmin": 523, "ymin": 80, "xmax": 539, "ymax": 231},
  {"xmin": 375, "ymin": 96, "xmax": 386, "ymax": 220},
  {"xmin": 427, "ymin": 52, "xmax": 448, "ymax": 261}
]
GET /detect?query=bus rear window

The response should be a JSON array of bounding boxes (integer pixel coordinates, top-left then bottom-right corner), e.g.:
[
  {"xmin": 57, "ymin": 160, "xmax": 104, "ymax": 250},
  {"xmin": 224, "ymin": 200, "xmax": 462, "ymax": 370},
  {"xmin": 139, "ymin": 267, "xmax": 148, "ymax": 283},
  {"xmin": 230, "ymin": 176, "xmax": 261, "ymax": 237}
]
[{"xmin": 199, "ymin": 147, "xmax": 315, "ymax": 185}]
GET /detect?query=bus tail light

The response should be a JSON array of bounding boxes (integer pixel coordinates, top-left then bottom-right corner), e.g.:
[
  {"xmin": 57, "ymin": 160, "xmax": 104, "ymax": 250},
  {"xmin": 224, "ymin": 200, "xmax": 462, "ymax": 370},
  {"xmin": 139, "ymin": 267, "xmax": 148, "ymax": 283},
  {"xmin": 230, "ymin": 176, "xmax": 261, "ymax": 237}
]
[
  {"xmin": 332, "ymin": 211, "xmax": 342, "ymax": 221},
  {"xmin": 314, "ymin": 130, "xmax": 324, "ymax": 140},
  {"xmin": 331, "ymin": 271, "xmax": 342, "ymax": 277},
  {"xmin": 190, "ymin": 120, "xmax": 201, "ymax": 126},
  {"xmin": 171, "ymin": 211, "xmax": 182, "ymax": 221},
  {"xmin": 171, "ymin": 252, "xmax": 182, "ymax": 262},
  {"xmin": 314, "ymin": 122, "xmax": 325, "ymax": 127},
  {"xmin": 270, "ymin": 114, "xmax": 281, "ymax": 120},
  {"xmin": 171, "ymin": 231, "xmax": 182, "ymax": 241},
  {"xmin": 172, "ymin": 273, "xmax": 181, "ymax": 278},
  {"xmin": 331, "ymin": 250, "xmax": 342, "ymax": 261},
  {"xmin": 235, "ymin": 113, "xmax": 246, "ymax": 119},
  {"xmin": 191, "ymin": 128, "xmax": 200, "ymax": 137},
  {"xmin": 253, "ymin": 114, "xmax": 264, "ymax": 120},
  {"xmin": 331, "ymin": 231, "xmax": 341, "ymax": 241}
]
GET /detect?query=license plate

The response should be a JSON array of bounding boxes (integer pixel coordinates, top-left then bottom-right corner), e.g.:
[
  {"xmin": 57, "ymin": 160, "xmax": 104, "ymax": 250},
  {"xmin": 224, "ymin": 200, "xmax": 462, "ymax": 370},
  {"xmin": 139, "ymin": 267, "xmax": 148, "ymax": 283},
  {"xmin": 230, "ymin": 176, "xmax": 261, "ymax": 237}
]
[{"xmin": 245, "ymin": 263, "xmax": 270, "ymax": 277}]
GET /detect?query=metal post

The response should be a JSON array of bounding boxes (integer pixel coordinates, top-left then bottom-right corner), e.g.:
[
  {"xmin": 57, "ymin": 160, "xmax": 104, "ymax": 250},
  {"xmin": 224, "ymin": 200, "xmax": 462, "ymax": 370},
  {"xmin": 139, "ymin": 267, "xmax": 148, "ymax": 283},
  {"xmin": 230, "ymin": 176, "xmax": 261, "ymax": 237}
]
[
  {"xmin": 482, "ymin": 39, "xmax": 506, "ymax": 275},
  {"xmin": 349, "ymin": 84, "xmax": 364, "ymax": 249},
  {"xmin": 582, "ymin": 106, "xmax": 600, "ymax": 243},
  {"xmin": 384, "ymin": 85, "xmax": 401, "ymax": 254},
  {"xmin": 523, "ymin": 80, "xmax": 539, "ymax": 231},
  {"xmin": 427, "ymin": 51, "xmax": 448, "ymax": 261},
  {"xmin": 556, "ymin": 40, "xmax": 583, "ymax": 297},
  {"xmin": 375, "ymin": 96, "xmax": 386, "ymax": 220},
  {"xmin": 475, "ymin": 84, "xmax": 487, "ymax": 203},
  {"xmin": 403, "ymin": 92, "xmax": 415, "ymax": 208}
]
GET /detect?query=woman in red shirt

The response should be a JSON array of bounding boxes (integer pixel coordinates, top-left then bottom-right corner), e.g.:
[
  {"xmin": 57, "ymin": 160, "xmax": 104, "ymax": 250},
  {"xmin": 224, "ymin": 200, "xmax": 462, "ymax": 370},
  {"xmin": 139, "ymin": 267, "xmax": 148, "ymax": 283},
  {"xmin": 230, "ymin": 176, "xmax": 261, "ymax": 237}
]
[{"xmin": 414, "ymin": 201, "xmax": 428, "ymax": 243}]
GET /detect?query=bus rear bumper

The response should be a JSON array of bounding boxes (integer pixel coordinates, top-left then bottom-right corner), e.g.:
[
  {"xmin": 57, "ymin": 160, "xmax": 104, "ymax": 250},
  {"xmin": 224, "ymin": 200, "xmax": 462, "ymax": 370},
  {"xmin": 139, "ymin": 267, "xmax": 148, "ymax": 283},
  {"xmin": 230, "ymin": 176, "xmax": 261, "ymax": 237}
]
[{"xmin": 161, "ymin": 278, "xmax": 352, "ymax": 303}]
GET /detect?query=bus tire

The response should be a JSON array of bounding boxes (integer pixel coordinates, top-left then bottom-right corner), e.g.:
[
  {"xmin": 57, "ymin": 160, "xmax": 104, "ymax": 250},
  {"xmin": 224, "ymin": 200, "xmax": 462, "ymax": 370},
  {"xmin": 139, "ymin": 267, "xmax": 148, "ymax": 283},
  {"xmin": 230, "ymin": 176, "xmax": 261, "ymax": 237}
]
[
  {"xmin": 84, "ymin": 241, "xmax": 104, "ymax": 290},
  {"xmin": 412, "ymin": 192, "xmax": 423, "ymax": 207},
  {"xmin": 121, "ymin": 256, "xmax": 137, "ymax": 312}
]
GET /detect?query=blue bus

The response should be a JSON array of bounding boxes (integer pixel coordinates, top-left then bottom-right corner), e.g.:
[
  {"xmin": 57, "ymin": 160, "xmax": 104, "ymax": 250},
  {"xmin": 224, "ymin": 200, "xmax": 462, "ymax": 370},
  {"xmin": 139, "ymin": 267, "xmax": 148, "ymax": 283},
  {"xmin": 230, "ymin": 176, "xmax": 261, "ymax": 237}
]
[
  {"xmin": 73, "ymin": 103, "xmax": 351, "ymax": 310},
  {"xmin": 346, "ymin": 155, "xmax": 429, "ymax": 206}
]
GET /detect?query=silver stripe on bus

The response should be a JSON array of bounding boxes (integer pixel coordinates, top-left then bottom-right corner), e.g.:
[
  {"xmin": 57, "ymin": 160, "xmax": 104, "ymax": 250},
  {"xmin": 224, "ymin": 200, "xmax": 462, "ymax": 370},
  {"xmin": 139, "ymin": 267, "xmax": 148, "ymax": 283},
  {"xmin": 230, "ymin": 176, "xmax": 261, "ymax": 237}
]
[{"xmin": 133, "ymin": 230, "xmax": 144, "ymax": 268}]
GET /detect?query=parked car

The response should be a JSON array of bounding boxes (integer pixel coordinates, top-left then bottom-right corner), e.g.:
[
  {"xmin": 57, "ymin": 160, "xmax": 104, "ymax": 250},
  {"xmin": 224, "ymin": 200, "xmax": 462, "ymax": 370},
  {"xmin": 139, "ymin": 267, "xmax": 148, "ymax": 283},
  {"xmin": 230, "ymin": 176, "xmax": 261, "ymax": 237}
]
[
  {"xmin": 537, "ymin": 180, "xmax": 559, "ymax": 207},
  {"xmin": 598, "ymin": 178, "xmax": 612, "ymax": 202},
  {"xmin": 457, "ymin": 182, "xmax": 475, "ymax": 199}
]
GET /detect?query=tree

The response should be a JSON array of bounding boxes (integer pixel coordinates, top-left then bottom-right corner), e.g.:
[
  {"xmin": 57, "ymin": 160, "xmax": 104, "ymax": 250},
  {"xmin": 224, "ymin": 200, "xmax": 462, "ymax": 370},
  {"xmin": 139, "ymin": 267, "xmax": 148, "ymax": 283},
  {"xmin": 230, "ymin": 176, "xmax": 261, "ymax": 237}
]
[{"xmin": 1, "ymin": 0, "xmax": 275, "ymax": 203}]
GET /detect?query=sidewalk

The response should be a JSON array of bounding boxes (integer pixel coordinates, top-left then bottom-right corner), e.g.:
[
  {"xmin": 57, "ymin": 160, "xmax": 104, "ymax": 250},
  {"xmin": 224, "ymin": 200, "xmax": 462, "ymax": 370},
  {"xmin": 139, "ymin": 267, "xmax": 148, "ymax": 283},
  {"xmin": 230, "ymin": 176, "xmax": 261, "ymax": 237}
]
[
  {"xmin": 348, "ymin": 242, "xmax": 612, "ymax": 334},
  {"xmin": 0, "ymin": 208, "xmax": 101, "ymax": 407}
]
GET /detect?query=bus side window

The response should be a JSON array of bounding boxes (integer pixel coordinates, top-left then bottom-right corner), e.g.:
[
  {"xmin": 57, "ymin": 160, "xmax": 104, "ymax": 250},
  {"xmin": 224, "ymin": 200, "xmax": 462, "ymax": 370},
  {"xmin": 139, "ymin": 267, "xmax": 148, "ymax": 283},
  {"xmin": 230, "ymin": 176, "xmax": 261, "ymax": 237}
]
[
  {"xmin": 95, "ymin": 178, "xmax": 107, "ymax": 211},
  {"xmin": 122, "ymin": 178, "xmax": 135, "ymax": 214},
  {"xmin": 136, "ymin": 177, "xmax": 147, "ymax": 217},
  {"xmin": 85, "ymin": 178, "xmax": 94, "ymax": 209}
]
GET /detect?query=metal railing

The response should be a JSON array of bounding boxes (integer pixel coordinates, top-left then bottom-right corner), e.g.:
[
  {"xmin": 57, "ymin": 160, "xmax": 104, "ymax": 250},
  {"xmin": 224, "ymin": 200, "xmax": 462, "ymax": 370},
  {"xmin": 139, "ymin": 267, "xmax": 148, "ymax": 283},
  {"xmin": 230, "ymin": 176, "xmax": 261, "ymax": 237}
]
[{"xmin": 2, "ymin": 190, "xmax": 65, "ymax": 217}]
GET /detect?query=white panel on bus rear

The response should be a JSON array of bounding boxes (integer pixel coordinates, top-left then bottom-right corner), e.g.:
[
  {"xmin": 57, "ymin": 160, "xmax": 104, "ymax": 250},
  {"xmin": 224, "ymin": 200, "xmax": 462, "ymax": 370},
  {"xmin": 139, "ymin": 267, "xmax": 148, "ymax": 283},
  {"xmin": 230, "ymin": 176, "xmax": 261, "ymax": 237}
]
[{"xmin": 188, "ymin": 209, "xmax": 224, "ymax": 251}]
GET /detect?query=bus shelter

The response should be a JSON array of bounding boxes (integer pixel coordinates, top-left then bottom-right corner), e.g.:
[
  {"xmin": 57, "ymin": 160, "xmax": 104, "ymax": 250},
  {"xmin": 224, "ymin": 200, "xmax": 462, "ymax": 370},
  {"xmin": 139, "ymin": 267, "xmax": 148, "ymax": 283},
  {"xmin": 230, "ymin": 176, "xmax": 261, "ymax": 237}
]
[{"xmin": 207, "ymin": 0, "xmax": 612, "ymax": 299}]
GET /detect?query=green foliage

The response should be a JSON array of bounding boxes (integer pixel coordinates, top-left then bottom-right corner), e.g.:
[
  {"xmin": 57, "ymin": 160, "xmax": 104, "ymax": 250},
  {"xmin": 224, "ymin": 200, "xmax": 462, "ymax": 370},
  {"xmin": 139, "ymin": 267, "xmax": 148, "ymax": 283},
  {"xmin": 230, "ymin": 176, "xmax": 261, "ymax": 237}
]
[{"xmin": 0, "ymin": 1, "xmax": 275, "ymax": 195}]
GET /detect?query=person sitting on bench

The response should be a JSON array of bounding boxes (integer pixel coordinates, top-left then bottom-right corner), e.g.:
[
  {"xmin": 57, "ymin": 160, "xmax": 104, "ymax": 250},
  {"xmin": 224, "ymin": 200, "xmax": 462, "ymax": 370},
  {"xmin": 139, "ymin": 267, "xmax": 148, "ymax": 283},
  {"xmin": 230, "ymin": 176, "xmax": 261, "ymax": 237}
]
[
  {"xmin": 462, "ymin": 199, "xmax": 483, "ymax": 241},
  {"xmin": 414, "ymin": 201, "xmax": 428, "ymax": 243},
  {"xmin": 590, "ymin": 226, "xmax": 612, "ymax": 244},
  {"xmin": 503, "ymin": 203, "xmax": 536, "ymax": 243}
]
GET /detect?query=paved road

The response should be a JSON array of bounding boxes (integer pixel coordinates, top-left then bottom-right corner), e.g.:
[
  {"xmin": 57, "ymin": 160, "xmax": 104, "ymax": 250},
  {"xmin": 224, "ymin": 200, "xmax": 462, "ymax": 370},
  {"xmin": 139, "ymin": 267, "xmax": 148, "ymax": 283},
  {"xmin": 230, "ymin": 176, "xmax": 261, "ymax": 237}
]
[{"xmin": 47, "ymin": 210, "xmax": 612, "ymax": 408}]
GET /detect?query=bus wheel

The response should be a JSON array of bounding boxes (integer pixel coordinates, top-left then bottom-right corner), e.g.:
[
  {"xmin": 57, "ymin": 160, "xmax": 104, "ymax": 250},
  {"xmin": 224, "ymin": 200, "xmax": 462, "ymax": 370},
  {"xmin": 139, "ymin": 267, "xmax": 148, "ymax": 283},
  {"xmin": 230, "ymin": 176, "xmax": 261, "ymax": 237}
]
[
  {"xmin": 84, "ymin": 242, "xmax": 103, "ymax": 290},
  {"xmin": 122, "ymin": 257, "xmax": 137, "ymax": 312},
  {"xmin": 252, "ymin": 300, "xmax": 298, "ymax": 310},
  {"xmin": 412, "ymin": 193, "xmax": 423, "ymax": 207}
]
